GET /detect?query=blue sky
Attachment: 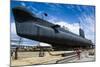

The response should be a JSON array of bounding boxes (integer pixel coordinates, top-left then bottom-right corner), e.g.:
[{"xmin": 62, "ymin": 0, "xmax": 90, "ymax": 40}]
[{"xmin": 10, "ymin": 1, "xmax": 95, "ymax": 46}]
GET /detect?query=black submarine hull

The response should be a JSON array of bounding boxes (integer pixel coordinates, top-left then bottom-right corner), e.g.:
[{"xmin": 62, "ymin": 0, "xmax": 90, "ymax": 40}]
[{"xmin": 12, "ymin": 6, "xmax": 93, "ymax": 50}]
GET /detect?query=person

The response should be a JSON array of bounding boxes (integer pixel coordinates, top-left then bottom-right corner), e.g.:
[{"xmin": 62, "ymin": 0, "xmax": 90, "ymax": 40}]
[{"xmin": 75, "ymin": 48, "xmax": 81, "ymax": 60}]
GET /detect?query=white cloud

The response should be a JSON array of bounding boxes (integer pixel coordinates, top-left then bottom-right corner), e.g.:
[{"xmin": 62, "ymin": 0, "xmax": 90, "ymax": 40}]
[
  {"xmin": 54, "ymin": 21, "xmax": 80, "ymax": 35},
  {"xmin": 78, "ymin": 15, "xmax": 95, "ymax": 43},
  {"xmin": 11, "ymin": 22, "xmax": 16, "ymax": 34},
  {"xmin": 29, "ymin": 6, "xmax": 38, "ymax": 13},
  {"xmin": 21, "ymin": 2, "xmax": 26, "ymax": 7},
  {"xmin": 11, "ymin": 22, "xmax": 20, "ymax": 40}
]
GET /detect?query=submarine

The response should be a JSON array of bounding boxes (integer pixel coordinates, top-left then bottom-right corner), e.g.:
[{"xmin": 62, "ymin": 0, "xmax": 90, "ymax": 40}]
[{"xmin": 12, "ymin": 6, "xmax": 93, "ymax": 50}]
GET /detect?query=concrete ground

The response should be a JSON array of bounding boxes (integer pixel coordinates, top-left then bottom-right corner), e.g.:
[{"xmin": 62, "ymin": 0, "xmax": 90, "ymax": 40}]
[{"xmin": 11, "ymin": 50, "xmax": 95, "ymax": 67}]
